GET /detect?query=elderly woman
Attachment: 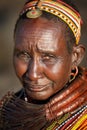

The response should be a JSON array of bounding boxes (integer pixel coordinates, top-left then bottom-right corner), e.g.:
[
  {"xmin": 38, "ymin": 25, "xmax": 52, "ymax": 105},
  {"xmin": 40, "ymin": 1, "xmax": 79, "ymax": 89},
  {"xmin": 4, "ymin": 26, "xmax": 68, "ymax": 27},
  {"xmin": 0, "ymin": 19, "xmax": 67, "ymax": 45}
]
[{"xmin": 0, "ymin": 0, "xmax": 87, "ymax": 129}]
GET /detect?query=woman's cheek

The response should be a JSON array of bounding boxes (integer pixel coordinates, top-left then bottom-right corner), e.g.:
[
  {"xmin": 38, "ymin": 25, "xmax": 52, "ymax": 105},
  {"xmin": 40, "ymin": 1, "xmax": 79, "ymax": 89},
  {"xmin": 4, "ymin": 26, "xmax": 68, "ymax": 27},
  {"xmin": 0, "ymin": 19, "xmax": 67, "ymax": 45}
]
[
  {"xmin": 14, "ymin": 58, "xmax": 27, "ymax": 79},
  {"xmin": 43, "ymin": 65, "xmax": 57, "ymax": 82},
  {"xmin": 44, "ymin": 62, "xmax": 62, "ymax": 81}
]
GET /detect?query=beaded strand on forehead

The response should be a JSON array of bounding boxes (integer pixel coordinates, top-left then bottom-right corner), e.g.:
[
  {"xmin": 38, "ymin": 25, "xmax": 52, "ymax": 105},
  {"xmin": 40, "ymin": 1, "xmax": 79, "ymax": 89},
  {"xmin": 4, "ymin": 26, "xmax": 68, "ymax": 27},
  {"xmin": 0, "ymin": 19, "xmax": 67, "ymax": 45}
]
[{"xmin": 20, "ymin": 0, "xmax": 82, "ymax": 45}]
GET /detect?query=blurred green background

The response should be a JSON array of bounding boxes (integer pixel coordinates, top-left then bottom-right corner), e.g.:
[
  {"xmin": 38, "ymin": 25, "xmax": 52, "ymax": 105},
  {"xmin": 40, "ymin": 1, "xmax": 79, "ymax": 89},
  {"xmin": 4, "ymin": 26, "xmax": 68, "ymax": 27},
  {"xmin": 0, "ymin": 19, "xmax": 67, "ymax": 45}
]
[{"xmin": 0, "ymin": 0, "xmax": 87, "ymax": 98}]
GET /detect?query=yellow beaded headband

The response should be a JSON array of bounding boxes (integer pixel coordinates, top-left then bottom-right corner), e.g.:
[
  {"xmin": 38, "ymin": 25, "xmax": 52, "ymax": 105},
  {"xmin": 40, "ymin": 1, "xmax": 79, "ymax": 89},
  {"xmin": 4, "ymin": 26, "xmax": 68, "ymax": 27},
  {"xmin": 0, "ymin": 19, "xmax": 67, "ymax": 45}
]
[{"xmin": 20, "ymin": 0, "xmax": 82, "ymax": 44}]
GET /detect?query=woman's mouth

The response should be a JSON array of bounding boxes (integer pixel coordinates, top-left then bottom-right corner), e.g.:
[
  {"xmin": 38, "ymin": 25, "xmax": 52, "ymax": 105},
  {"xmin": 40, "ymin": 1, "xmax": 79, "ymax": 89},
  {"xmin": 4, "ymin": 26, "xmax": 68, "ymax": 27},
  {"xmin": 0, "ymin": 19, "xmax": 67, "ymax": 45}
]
[{"xmin": 23, "ymin": 82, "xmax": 52, "ymax": 92}]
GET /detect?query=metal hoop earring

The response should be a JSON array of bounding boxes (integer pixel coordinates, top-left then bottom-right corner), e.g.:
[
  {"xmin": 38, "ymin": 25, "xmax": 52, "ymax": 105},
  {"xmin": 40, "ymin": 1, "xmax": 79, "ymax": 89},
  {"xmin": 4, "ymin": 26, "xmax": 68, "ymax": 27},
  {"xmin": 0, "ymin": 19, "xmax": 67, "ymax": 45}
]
[{"xmin": 69, "ymin": 66, "xmax": 78, "ymax": 83}]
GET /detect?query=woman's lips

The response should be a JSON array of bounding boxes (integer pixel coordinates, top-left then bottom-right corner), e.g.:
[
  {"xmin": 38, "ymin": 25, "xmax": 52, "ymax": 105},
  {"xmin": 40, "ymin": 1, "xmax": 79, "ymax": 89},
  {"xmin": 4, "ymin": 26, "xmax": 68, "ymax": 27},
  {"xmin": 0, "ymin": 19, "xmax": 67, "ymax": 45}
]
[{"xmin": 24, "ymin": 82, "xmax": 52, "ymax": 92}]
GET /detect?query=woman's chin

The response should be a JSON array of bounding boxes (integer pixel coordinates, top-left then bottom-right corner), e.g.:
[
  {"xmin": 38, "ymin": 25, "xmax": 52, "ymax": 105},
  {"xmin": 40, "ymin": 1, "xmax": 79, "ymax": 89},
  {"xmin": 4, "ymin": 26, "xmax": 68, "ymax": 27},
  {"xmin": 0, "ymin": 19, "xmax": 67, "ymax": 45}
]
[{"xmin": 25, "ymin": 89, "xmax": 52, "ymax": 102}]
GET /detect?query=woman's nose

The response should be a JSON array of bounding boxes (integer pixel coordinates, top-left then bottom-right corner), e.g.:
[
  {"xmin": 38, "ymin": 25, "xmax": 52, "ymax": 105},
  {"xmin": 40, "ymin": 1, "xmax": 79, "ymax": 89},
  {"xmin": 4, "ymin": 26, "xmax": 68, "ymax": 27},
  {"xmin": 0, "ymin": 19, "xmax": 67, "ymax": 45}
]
[{"xmin": 26, "ymin": 58, "xmax": 43, "ymax": 81}]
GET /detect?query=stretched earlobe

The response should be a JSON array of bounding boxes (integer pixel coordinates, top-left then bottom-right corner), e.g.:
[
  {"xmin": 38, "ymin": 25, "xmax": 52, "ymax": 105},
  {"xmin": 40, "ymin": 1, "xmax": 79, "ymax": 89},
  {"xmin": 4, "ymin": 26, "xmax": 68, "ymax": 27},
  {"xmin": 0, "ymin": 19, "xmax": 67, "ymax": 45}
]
[
  {"xmin": 72, "ymin": 44, "xmax": 85, "ymax": 66},
  {"xmin": 69, "ymin": 66, "xmax": 78, "ymax": 83}
]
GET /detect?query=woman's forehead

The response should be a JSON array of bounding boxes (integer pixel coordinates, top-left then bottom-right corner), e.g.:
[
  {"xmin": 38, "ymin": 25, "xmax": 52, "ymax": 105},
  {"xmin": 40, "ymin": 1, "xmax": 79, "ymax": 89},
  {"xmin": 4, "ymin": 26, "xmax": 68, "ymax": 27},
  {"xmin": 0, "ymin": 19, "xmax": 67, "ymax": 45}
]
[
  {"xmin": 14, "ymin": 17, "xmax": 68, "ymax": 55},
  {"xmin": 15, "ymin": 18, "xmax": 65, "ymax": 46},
  {"xmin": 15, "ymin": 17, "xmax": 64, "ymax": 35}
]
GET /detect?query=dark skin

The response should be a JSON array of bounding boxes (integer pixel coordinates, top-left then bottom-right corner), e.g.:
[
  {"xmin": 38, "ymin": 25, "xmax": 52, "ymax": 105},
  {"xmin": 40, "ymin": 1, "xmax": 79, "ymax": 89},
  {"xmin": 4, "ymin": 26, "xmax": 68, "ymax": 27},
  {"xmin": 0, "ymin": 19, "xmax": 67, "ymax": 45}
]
[{"xmin": 14, "ymin": 17, "xmax": 85, "ymax": 102}]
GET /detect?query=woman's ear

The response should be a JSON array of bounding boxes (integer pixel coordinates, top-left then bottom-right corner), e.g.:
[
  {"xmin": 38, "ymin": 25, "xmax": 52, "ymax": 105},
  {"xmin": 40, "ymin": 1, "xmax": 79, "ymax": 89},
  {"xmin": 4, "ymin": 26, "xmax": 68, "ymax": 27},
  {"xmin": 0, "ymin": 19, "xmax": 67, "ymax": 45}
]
[{"xmin": 71, "ymin": 44, "xmax": 85, "ymax": 66}]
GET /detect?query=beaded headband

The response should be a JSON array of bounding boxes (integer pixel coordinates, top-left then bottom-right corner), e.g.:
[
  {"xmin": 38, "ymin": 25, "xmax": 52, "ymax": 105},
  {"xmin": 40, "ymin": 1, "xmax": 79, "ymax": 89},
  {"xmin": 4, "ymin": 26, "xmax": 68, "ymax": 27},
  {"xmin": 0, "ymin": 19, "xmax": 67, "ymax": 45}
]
[{"xmin": 20, "ymin": 0, "xmax": 82, "ymax": 44}]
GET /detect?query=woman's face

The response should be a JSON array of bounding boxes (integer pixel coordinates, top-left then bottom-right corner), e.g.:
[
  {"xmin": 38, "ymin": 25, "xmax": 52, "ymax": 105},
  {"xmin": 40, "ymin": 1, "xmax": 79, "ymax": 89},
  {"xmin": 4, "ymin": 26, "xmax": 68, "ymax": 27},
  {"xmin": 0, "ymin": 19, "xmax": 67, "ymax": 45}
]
[{"xmin": 14, "ymin": 17, "xmax": 73, "ymax": 101}]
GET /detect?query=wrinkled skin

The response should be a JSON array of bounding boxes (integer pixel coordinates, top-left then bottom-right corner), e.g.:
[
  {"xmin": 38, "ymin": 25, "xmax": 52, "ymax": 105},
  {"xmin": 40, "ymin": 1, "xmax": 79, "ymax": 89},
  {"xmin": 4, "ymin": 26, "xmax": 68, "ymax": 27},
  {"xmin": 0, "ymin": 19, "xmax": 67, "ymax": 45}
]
[{"xmin": 13, "ymin": 17, "xmax": 79, "ymax": 101}]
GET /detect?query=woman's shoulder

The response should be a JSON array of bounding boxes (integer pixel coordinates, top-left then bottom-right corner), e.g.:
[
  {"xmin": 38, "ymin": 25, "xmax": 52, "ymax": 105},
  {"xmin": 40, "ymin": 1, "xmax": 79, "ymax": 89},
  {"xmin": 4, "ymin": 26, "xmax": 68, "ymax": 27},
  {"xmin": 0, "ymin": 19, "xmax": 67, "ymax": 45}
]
[
  {"xmin": 0, "ymin": 89, "xmax": 23, "ymax": 107},
  {"xmin": 0, "ymin": 89, "xmax": 23, "ymax": 129},
  {"xmin": 0, "ymin": 92, "xmax": 13, "ymax": 129}
]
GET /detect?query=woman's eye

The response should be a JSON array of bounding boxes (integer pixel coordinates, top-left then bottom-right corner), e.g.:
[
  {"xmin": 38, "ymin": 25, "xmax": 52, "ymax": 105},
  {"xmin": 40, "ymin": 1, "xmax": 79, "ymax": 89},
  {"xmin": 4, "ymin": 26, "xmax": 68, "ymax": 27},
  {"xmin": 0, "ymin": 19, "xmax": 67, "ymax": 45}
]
[
  {"xmin": 42, "ymin": 54, "xmax": 56, "ymax": 63},
  {"xmin": 16, "ymin": 52, "xmax": 31, "ymax": 62},
  {"xmin": 43, "ymin": 56, "xmax": 52, "ymax": 60}
]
